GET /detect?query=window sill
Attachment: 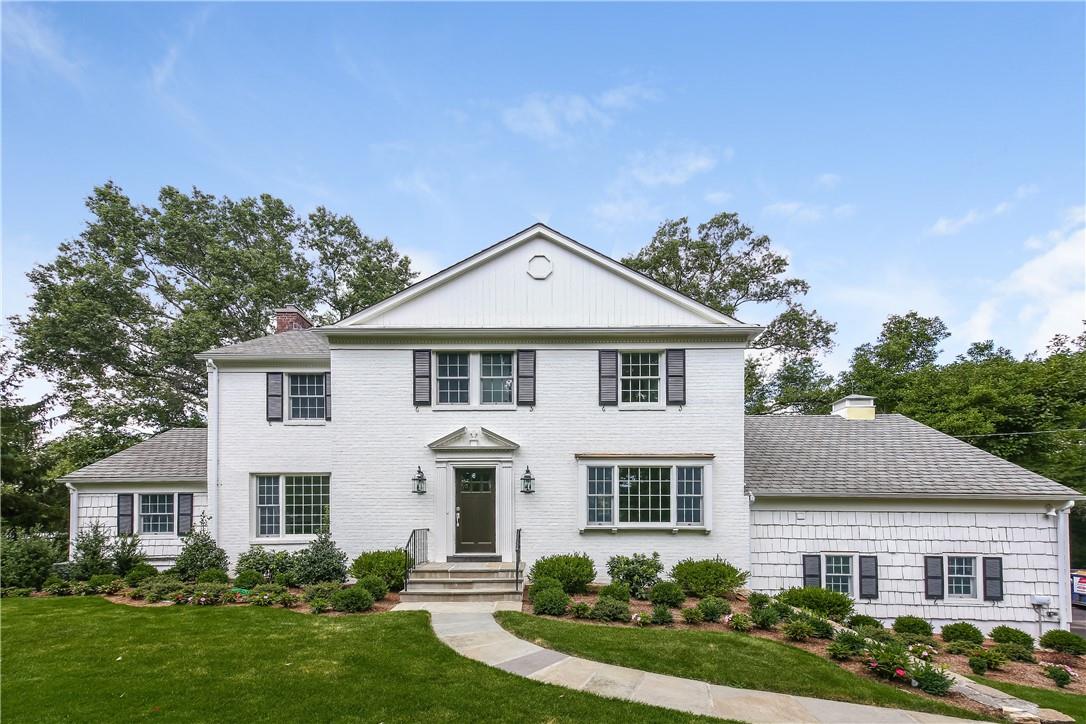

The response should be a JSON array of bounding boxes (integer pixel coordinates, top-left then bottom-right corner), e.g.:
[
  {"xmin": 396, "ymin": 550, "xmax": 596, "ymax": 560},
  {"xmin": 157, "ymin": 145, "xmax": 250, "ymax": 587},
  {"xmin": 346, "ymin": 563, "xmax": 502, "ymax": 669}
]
[
  {"xmin": 432, "ymin": 405, "xmax": 518, "ymax": 412},
  {"xmin": 580, "ymin": 525, "xmax": 710, "ymax": 534},
  {"xmin": 249, "ymin": 537, "xmax": 317, "ymax": 545},
  {"xmin": 283, "ymin": 419, "xmax": 327, "ymax": 426},
  {"xmin": 614, "ymin": 404, "xmax": 667, "ymax": 411}
]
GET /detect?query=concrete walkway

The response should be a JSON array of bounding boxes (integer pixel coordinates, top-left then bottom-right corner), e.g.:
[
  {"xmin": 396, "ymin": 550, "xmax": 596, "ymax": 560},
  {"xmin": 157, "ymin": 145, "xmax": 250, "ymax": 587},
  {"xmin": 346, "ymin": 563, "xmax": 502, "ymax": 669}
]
[{"xmin": 393, "ymin": 601, "xmax": 973, "ymax": 723}]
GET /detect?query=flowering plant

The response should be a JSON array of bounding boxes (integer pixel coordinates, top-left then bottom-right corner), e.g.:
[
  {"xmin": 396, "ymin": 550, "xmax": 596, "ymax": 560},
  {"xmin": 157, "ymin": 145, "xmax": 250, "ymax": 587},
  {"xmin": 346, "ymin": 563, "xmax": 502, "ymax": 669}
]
[{"xmin": 908, "ymin": 642, "xmax": 937, "ymax": 661}]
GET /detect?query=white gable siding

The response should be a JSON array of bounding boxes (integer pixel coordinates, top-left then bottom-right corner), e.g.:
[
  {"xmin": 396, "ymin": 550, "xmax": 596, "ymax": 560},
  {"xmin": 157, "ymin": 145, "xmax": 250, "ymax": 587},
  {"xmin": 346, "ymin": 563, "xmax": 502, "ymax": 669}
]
[
  {"xmin": 75, "ymin": 489, "xmax": 208, "ymax": 564},
  {"xmin": 354, "ymin": 236, "xmax": 719, "ymax": 328},
  {"xmin": 749, "ymin": 503, "xmax": 1064, "ymax": 634}
]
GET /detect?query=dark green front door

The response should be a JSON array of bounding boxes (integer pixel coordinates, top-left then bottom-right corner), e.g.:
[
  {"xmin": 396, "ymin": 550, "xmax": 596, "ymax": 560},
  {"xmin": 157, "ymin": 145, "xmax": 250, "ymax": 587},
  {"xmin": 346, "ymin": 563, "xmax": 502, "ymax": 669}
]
[{"xmin": 455, "ymin": 468, "xmax": 495, "ymax": 554}]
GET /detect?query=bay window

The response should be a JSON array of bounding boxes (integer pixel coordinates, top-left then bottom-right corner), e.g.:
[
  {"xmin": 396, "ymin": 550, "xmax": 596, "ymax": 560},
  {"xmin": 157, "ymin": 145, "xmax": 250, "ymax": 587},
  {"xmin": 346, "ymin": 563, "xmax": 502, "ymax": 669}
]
[{"xmin": 582, "ymin": 460, "xmax": 710, "ymax": 529}]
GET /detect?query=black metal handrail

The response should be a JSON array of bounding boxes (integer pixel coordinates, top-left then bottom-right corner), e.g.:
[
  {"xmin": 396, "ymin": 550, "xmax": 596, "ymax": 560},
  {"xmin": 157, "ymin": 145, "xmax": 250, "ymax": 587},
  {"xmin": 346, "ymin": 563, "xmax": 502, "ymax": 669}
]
[
  {"xmin": 403, "ymin": 528, "xmax": 429, "ymax": 592},
  {"xmin": 514, "ymin": 528, "xmax": 523, "ymax": 592}
]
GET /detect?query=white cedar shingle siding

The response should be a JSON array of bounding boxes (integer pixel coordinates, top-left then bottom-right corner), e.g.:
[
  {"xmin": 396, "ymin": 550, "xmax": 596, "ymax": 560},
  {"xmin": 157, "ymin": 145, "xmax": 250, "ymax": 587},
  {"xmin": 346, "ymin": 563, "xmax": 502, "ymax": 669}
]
[{"xmin": 77, "ymin": 492, "xmax": 208, "ymax": 563}]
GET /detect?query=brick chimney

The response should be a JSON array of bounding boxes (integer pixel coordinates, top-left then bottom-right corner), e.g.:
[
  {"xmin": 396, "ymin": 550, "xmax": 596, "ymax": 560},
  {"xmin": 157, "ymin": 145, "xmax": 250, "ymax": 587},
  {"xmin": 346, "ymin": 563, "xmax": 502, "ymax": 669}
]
[
  {"xmin": 831, "ymin": 394, "xmax": 876, "ymax": 420},
  {"xmin": 274, "ymin": 305, "xmax": 313, "ymax": 334}
]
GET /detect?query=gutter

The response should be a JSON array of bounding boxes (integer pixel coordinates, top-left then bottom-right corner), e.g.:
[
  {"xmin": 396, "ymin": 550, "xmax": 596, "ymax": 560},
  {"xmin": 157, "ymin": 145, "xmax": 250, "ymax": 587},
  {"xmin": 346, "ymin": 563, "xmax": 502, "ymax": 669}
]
[{"xmin": 309, "ymin": 325, "xmax": 766, "ymax": 341}]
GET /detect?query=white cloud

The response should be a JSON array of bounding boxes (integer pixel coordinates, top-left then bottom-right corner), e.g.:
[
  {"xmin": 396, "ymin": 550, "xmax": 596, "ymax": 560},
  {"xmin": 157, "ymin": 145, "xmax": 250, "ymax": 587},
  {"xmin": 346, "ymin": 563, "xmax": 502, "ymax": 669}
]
[
  {"xmin": 816, "ymin": 173, "xmax": 841, "ymax": 190},
  {"xmin": 764, "ymin": 201, "xmax": 826, "ymax": 222},
  {"xmin": 627, "ymin": 147, "xmax": 717, "ymax": 187},
  {"xmin": 927, "ymin": 184, "xmax": 1040, "ymax": 236},
  {"xmin": 2, "ymin": 4, "xmax": 82, "ymax": 86},
  {"xmin": 596, "ymin": 83, "xmax": 659, "ymax": 110},
  {"xmin": 928, "ymin": 209, "xmax": 981, "ymax": 236},
  {"xmin": 500, "ymin": 83, "xmax": 658, "ymax": 144},
  {"xmin": 705, "ymin": 190, "xmax": 733, "ymax": 205}
]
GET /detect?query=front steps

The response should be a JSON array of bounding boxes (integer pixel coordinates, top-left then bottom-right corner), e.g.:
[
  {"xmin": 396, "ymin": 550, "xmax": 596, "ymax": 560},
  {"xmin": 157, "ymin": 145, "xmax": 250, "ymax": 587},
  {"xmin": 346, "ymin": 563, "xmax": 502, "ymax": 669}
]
[{"xmin": 399, "ymin": 561, "xmax": 524, "ymax": 603}]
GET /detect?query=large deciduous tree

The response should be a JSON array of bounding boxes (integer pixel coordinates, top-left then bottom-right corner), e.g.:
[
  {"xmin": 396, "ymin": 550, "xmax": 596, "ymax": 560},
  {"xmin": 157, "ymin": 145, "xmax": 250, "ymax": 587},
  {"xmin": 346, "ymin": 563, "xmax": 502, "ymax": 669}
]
[{"xmin": 622, "ymin": 212, "xmax": 837, "ymax": 412}]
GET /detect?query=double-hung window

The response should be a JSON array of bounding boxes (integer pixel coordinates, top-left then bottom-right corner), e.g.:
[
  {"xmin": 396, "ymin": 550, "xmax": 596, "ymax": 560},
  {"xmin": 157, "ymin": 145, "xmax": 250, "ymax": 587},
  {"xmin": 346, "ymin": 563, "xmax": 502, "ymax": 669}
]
[
  {"xmin": 437, "ymin": 353, "xmax": 470, "ymax": 404},
  {"xmin": 253, "ymin": 474, "xmax": 330, "ymax": 538},
  {"xmin": 583, "ymin": 462, "xmax": 708, "ymax": 528},
  {"xmin": 480, "ymin": 353, "xmax": 513, "ymax": 404},
  {"xmin": 140, "ymin": 494, "xmax": 175, "ymax": 534},
  {"xmin": 947, "ymin": 556, "xmax": 977, "ymax": 598},
  {"xmin": 289, "ymin": 374, "xmax": 325, "ymax": 419},
  {"xmin": 824, "ymin": 555, "xmax": 853, "ymax": 596},
  {"xmin": 620, "ymin": 352, "xmax": 660, "ymax": 404}
]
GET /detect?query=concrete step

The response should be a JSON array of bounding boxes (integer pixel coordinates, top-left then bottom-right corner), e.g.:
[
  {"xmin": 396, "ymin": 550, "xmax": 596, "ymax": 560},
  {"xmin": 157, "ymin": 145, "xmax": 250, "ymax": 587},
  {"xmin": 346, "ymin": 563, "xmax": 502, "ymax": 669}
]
[
  {"xmin": 398, "ymin": 589, "xmax": 523, "ymax": 603},
  {"xmin": 407, "ymin": 580, "xmax": 523, "ymax": 592},
  {"xmin": 410, "ymin": 563, "xmax": 524, "ymax": 581}
]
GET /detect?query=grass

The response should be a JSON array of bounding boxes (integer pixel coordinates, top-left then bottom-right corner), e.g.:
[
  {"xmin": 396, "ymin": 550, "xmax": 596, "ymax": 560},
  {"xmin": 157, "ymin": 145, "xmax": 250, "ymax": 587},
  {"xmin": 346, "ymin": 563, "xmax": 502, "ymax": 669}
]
[
  {"xmin": 496, "ymin": 611, "xmax": 993, "ymax": 721},
  {"xmin": 1, "ymin": 598, "xmax": 716, "ymax": 723},
  {"xmin": 968, "ymin": 677, "xmax": 1086, "ymax": 724}
]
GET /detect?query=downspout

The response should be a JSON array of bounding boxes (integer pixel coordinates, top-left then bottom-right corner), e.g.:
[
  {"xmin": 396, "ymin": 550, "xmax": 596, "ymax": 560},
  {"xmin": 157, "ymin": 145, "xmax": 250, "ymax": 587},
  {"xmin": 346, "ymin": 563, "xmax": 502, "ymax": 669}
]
[
  {"xmin": 1055, "ymin": 500, "xmax": 1075, "ymax": 631},
  {"xmin": 206, "ymin": 359, "xmax": 220, "ymax": 541}
]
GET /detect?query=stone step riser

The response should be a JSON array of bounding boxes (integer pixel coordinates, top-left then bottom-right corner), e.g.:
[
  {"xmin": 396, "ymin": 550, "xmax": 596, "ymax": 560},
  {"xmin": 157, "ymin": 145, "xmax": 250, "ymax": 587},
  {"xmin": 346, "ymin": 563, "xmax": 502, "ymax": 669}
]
[
  {"xmin": 410, "ymin": 571, "xmax": 519, "ymax": 581},
  {"xmin": 408, "ymin": 582, "xmax": 521, "ymax": 592},
  {"xmin": 399, "ymin": 591, "xmax": 523, "ymax": 603}
]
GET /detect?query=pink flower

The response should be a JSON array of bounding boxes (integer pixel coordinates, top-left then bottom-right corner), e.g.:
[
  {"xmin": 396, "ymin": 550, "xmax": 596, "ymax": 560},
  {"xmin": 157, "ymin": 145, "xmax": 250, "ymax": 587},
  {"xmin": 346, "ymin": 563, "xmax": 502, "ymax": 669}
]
[{"xmin": 894, "ymin": 668, "xmax": 906, "ymax": 677}]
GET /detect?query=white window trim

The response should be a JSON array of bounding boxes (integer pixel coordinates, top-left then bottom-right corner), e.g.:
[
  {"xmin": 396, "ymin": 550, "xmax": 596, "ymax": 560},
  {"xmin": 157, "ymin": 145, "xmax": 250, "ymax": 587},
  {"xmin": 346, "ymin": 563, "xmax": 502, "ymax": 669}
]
[
  {"xmin": 249, "ymin": 473, "xmax": 331, "ymax": 544},
  {"xmin": 432, "ymin": 351, "xmax": 517, "ymax": 410},
  {"xmin": 286, "ymin": 373, "xmax": 327, "ymax": 423},
  {"xmin": 821, "ymin": 553, "xmax": 857, "ymax": 599},
  {"xmin": 577, "ymin": 458, "xmax": 712, "ymax": 532},
  {"xmin": 617, "ymin": 350, "xmax": 665, "ymax": 410},
  {"xmin": 138, "ymin": 492, "xmax": 177, "ymax": 537},
  {"xmin": 944, "ymin": 554, "xmax": 980, "ymax": 600}
]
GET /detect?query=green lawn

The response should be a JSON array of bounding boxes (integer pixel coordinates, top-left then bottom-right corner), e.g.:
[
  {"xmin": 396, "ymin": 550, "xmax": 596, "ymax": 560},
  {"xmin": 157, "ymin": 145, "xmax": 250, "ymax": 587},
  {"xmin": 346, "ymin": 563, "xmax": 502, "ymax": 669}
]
[
  {"xmin": 1, "ymin": 598, "xmax": 714, "ymax": 723},
  {"xmin": 496, "ymin": 612, "xmax": 992, "ymax": 721},
  {"xmin": 968, "ymin": 677, "xmax": 1086, "ymax": 724}
]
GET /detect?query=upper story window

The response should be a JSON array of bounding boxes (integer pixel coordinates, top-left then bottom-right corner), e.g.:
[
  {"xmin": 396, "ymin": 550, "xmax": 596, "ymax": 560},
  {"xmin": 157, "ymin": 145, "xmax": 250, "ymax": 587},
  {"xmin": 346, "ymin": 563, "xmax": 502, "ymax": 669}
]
[
  {"xmin": 480, "ymin": 353, "xmax": 513, "ymax": 404},
  {"xmin": 289, "ymin": 374, "xmax": 325, "ymax": 419},
  {"xmin": 437, "ymin": 353, "xmax": 470, "ymax": 404},
  {"xmin": 621, "ymin": 352, "xmax": 660, "ymax": 404},
  {"xmin": 434, "ymin": 352, "xmax": 516, "ymax": 407},
  {"xmin": 582, "ymin": 461, "xmax": 709, "ymax": 529},
  {"xmin": 140, "ymin": 493, "xmax": 175, "ymax": 534}
]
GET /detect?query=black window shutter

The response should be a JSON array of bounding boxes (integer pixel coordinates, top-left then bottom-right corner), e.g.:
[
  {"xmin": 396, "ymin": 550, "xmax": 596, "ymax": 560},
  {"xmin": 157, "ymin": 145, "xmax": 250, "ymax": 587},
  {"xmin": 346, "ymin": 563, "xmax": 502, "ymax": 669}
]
[
  {"xmin": 413, "ymin": 350, "xmax": 431, "ymax": 406},
  {"xmin": 666, "ymin": 349, "xmax": 686, "ymax": 405},
  {"xmin": 802, "ymin": 554, "xmax": 821, "ymax": 588},
  {"xmin": 517, "ymin": 350, "xmax": 536, "ymax": 406},
  {"xmin": 599, "ymin": 350, "xmax": 618, "ymax": 406},
  {"xmin": 982, "ymin": 557, "xmax": 1004, "ymax": 601},
  {"xmin": 324, "ymin": 372, "xmax": 331, "ymax": 421},
  {"xmin": 924, "ymin": 556, "xmax": 945, "ymax": 600},
  {"xmin": 117, "ymin": 494, "xmax": 134, "ymax": 535},
  {"xmin": 266, "ymin": 372, "xmax": 283, "ymax": 421},
  {"xmin": 859, "ymin": 555, "xmax": 879, "ymax": 599},
  {"xmin": 177, "ymin": 493, "xmax": 194, "ymax": 535}
]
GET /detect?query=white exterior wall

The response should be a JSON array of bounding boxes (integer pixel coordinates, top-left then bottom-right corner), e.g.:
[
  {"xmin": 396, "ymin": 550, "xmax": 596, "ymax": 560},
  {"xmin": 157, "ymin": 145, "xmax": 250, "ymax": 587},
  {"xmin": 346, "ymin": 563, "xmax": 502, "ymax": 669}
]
[
  {"xmin": 74, "ymin": 486, "xmax": 208, "ymax": 564},
  {"xmin": 749, "ymin": 499, "xmax": 1065, "ymax": 634}
]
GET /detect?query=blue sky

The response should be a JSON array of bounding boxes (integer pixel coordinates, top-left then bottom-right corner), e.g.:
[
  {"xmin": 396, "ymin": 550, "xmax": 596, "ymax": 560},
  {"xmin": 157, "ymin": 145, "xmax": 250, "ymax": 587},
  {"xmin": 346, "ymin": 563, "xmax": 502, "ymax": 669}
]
[{"xmin": 4, "ymin": 2, "xmax": 1084, "ymax": 388}]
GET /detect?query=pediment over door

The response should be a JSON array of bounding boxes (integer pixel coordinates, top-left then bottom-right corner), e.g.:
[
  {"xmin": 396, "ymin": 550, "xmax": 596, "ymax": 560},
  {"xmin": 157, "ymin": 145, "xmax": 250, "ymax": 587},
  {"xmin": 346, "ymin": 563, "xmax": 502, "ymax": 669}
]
[{"xmin": 427, "ymin": 427, "xmax": 520, "ymax": 452}]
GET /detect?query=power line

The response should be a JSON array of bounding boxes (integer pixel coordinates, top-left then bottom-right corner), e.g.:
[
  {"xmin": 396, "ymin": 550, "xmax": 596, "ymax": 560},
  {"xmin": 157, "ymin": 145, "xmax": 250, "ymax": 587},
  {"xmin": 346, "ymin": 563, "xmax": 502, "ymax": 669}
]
[{"xmin": 953, "ymin": 428, "xmax": 1086, "ymax": 439}]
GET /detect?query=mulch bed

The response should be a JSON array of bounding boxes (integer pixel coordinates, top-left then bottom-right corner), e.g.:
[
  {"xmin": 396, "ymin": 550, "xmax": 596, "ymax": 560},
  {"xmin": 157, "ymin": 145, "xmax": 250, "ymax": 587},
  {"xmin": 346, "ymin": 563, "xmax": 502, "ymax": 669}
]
[{"xmin": 90, "ymin": 587, "xmax": 402, "ymax": 615}]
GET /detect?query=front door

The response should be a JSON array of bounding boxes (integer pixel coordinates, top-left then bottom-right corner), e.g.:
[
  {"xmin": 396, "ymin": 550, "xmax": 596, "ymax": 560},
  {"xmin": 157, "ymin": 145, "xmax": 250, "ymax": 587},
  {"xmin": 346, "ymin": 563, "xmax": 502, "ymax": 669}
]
[{"xmin": 455, "ymin": 468, "xmax": 496, "ymax": 554}]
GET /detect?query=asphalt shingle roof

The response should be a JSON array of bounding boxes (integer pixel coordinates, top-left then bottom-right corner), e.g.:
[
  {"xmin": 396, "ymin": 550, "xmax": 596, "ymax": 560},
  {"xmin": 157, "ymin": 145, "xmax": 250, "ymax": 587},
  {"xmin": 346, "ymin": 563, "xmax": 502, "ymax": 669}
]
[
  {"xmin": 745, "ymin": 413, "xmax": 1081, "ymax": 499},
  {"xmin": 60, "ymin": 428, "xmax": 207, "ymax": 483},
  {"xmin": 197, "ymin": 329, "xmax": 328, "ymax": 358}
]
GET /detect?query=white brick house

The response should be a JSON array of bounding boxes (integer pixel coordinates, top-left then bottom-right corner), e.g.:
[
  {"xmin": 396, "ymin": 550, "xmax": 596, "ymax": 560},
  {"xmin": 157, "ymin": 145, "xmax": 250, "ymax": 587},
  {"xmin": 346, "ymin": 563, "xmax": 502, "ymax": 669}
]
[{"xmin": 61, "ymin": 224, "xmax": 1081, "ymax": 633}]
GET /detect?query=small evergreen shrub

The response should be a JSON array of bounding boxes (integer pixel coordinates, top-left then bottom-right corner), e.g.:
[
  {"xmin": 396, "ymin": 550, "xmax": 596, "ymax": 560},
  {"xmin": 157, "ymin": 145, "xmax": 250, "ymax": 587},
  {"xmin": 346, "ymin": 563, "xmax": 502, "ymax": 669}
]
[
  {"xmin": 303, "ymin": 582, "xmax": 342, "ymax": 602},
  {"xmin": 598, "ymin": 581, "xmax": 631, "ymax": 601},
  {"xmin": 570, "ymin": 602, "xmax": 592, "ymax": 619},
  {"xmin": 606, "ymin": 553, "xmax": 663, "ymax": 599},
  {"xmin": 990, "ymin": 626, "xmax": 1033, "ymax": 649},
  {"xmin": 976, "ymin": 648, "xmax": 1006, "ymax": 671},
  {"xmin": 1044, "ymin": 664, "xmax": 1073, "ymax": 688},
  {"xmin": 695, "ymin": 596, "xmax": 730, "ymax": 622},
  {"xmin": 236, "ymin": 546, "xmax": 294, "ymax": 583},
  {"xmin": 100, "ymin": 577, "xmax": 127, "ymax": 594},
  {"xmin": 648, "ymin": 581, "xmax": 684, "ymax": 608},
  {"xmin": 856, "ymin": 624, "xmax": 896, "ymax": 643},
  {"xmin": 233, "ymin": 569, "xmax": 263, "ymax": 590},
  {"xmin": 1039, "ymin": 629, "xmax": 1086, "ymax": 655},
  {"xmin": 770, "ymin": 600, "xmax": 795, "ymax": 621},
  {"xmin": 197, "ymin": 568, "xmax": 229, "ymax": 584},
  {"xmin": 783, "ymin": 619, "xmax": 814, "ymax": 641},
  {"xmin": 87, "ymin": 573, "xmax": 119, "ymax": 593},
  {"xmin": 892, "ymin": 615, "xmax": 933, "ymax": 637},
  {"xmin": 941, "ymin": 621, "xmax": 983, "ymax": 645},
  {"xmin": 70, "ymin": 523, "xmax": 113, "ymax": 581},
  {"xmin": 173, "ymin": 517, "xmax": 228, "ymax": 581},
  {"xmin": 991, "ymin": 643, "xmax": 1035, "ymax": 663},
  {"xmin": 133, "ymin": 576, "xmax": 185, "ymax": 603},
  {"xmin": 0, "ymin": 530, "xmax": 65, "ymax": 590},
  {"xmin": 356, "ymin": 574, "xmax": 390, "ymax": 601},
  {"xmin": 650, "ymin": 604, "xmax": 673, "ymax": 625},
  {"xmin": 751, "ymin": 607, "xmax": 780, "ymax": 630},
  {"xmin": 590, "ymin": 597, "xmax": 630, "ymax": 622},
  {"xmin": 669, "ymin": 557, "xmax": 748, "ymax": 598},
  {"xmin": 776, "ymin": 587, "xmax": 854, "ymax": 621},
  {"xmin": 2, "ymin": 587, "xmax": 33, "ymax": 597},
  {"xmin": 909, "ymin": 661, "xmax": 953, "ymax": 696},
  {"xmin": 747, "ymin": 592, "xmax": 771, "ymax": 610},
  {"xmin": 527, "ymin": 577, "xmax": 563, "ymax": 602},
  {"xmin": 968, "ymin": 656, "xmax": 988, "ymax": 675},
  {"xmin": 680, "ymin": 607, "xmax": 704, "ymax": 625},
  {"xmin": 805, "ymin": 616, "xmax": 835, "ymax": 639},
  {"xmin": 529, "ymin": 553, "xmax": 596, "ymax": 594},
  {"xmin": 532, "ymin": 587, "xmax": 571, "ymax": 616},
  {"xmin": 125, "ymin": 563, "xmax": 158, "ymax": 587},
  {"xmin": 897, "ymin": 632, "xmax": 938, "ymax": 649},
  {"xmin": 728, "ymin": 613, "xmax": 753, "ymax": 632},
  {"xmin": 309, "ymin": 597, "xmax": 332, "ymax": 614},
  {"xmin": 110, "ymin": 534, "xmax": 146, "ymax": 577},
  {"xmin": 946, "ymin": 640, "xmax": 984, "ymax": 657},
  {"xmin": 846, "ymin": 614, "xmax": 882, "ymax": 629},
  {"xmin": 290, "ymin": 533, "xmax": 348, "ymax": 585},
  {"xmin": 350, "ymin": 549, "xmax": 410, "ymax": 592},
  {"xmin": 331, "ymin": 585, "xmax": 374, "ymax": 613},
  {"xmin": 43, "ymin": 575, "xmax": 69, "ymax": 596}
]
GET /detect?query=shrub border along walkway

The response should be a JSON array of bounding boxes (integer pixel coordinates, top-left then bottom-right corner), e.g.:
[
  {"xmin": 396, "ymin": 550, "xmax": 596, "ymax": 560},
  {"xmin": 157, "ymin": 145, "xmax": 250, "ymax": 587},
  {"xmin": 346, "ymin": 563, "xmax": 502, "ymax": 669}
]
[{"xmin": 394, "ymin": 601, "xmax": 974, "ymax": 723}]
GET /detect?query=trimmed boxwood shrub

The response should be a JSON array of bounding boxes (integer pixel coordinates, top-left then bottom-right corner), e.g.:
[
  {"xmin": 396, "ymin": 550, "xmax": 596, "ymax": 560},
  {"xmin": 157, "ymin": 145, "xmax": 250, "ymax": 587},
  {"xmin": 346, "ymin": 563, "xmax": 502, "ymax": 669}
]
[
  {"xmin": 1040, "ymin": 629, "xmax": 1086, "ymax": 655},
  {"xmin": 527, "ymin": 577, "xmax": 562, "ymax": 603},
  {"xmin": 350, "ymin": 549, "xmax": 410, "ymax": 592},
  {"xmin": 233, "ymin": 569, "xmax": 264, "ymax": 590},
  {"xmin": 941, "ymin": 621, "xmax": 983, "ymax": 645},
  {"xmin": 968, "ymin": 656, "xmax": 989, "ymax": 675},
  {"xmin": 846, "ymin": 614, "xmax": 882, "ymax": 629},
  {"xmin": 529, "ymin": 553, "xmax": 596, "ymax": 594},
  {"xmin": 598, "ymin": 581, "xmax": 631, "ymax": 601},
  {"xmin": 696, "ymin": 596, "xmax": 730, "ymax": 622},
  {"xmin": 197, "ymin": 568, "xmax": 229, "ymax": 584},
  {"xmin": 124, "ymin": 563, "xmax": 158, "ymax": 587},
  {"xmin": 590, "ymin": 596, "xmax": 629, "ymax": 622},
  {"xmin": 991, "ymin": 643, "xmax": 1035, "ymax": 663},
  {"xmin": 776, "ymin": 587, "xmax": 854, "ymax": 622},
  {"xmin": 946, "ymin": 640, "xmax": 984, "ymax": 656},
  {"xmin": 728, "ymin": 613, "xmax": 753, "ymax": 632},
  {"xmin": 990, "ymin": 625, "xmax": 1033, "ymax": 649},
  {"xmin": 356, "ymin": 574, "xmax": 389, "ymax": 601},
  {"xmin": 532, "ymin": 587, "xmax": 571, "ymax": 616},
  {"xmin": 290, "ymin": 533, "xmax": 348, "ymax": 585},
  {"xmin": 892, "ymin": 615, "xmax": 933, "ymax": 637},
  {"xmin": 331, "ymin": 585, "xmax": 374, "ymax": 613},
  {"xmin": 650, "ymin": 604, "xmax": 673, "ymax": 625},
  {"xmin": 606, "ymin": 553, "xmax": 663, "ymax": 599},
  {"xmin": 669, "ymin": 557, "xmax": 748, "ymax": 598},
  {"xmin": 649, "ymin": 581, "xmax": 684, "ymax": 608}
]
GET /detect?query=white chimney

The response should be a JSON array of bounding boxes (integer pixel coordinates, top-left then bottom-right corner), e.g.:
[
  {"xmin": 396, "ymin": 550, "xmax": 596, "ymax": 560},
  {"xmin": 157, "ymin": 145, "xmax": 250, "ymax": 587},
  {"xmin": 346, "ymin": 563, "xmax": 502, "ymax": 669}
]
[{"xmin": 831, "ymin": 394, "xmax": 876, "ymax": 421}]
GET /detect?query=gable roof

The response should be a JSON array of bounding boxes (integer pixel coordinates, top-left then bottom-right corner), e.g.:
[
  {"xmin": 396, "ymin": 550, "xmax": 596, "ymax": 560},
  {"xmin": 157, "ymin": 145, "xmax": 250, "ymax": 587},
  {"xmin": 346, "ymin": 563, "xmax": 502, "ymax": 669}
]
[
  {"xmin": 196, "ymin": 329, "xmax": 328, "ymax": 360},
  {"xmin": 328, "ymin": 223, "xmax": 762, "ymax": 333},
  {"xmin": 745, "ymin": 413, "xmax": 1081, "ymax": 500},
  {"xmin": 59, "ymin": 428, "xmax": 207, "ymax": 484}
]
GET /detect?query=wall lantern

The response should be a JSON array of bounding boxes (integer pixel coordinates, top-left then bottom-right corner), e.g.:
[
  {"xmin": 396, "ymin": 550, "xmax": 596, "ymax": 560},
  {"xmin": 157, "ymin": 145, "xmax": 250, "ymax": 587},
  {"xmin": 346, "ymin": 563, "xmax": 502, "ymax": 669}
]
[
  {"xmin": 520, "ymin": 466, "xmax": 535, "ymax": 494},
  {"xmin": 412, "ymin": 466, "xmax": 427, "ymax": 495}
]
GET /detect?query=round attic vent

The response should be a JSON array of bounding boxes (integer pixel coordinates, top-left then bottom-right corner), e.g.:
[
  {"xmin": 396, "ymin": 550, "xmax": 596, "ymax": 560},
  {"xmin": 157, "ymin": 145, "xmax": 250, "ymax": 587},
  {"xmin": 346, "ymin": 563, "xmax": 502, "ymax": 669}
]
[{"xmin": 527, "ymin": 254, "xmax": 553, "ymax": 280}]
